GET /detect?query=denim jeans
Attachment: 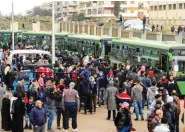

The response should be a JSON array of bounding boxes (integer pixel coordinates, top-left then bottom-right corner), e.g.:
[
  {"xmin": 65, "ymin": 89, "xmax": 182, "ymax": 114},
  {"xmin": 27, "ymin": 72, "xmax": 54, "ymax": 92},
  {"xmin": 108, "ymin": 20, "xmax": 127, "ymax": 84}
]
[
  {"xmin": 47, "ymin": 109, "xmax": 55, "ymax": 130},
  {"xmin": 133, "ymin": 100, "xmax": 143, "ymax": 119},
  {"xmin": 25, "ymin": 113, "xmax": 32, "ymax": 127},
  {"xmin": 147, "ymin": 102, "xmax": 152, "ymax": 119},
  {"xmin": 98, "ymin": 88, "xmax": 105, "ymax": 106}
]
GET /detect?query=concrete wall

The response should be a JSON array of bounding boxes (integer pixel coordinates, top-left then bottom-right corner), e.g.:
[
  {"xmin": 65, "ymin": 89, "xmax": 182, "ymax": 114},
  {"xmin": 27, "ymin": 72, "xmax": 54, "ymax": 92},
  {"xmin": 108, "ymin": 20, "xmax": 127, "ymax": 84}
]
[
  {"xmin": 32, "ymin": 21, "xmax": 40, "ymax": 32},
  {"xmin": 10, "ymin": 22, "xmax": 18, "ymax": 31},
  {"xmin": 60, "ymin": 22, "xmax": 184, "ymax": 43}
]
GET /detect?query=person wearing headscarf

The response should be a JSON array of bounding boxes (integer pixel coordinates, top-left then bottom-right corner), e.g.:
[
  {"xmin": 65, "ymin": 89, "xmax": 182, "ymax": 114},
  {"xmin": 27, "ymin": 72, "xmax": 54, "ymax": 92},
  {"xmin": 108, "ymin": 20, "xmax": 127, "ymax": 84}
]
[
  {"xmin": 11, "ymin": 93, "xmax": 25, "ymax": 132},
  {"xmin": 104, "ymin": 80, "xmax": 118, "ymax": 120},
  {"xmin": 1, "ymin": 93, "xmax": 11, "ymax": 131},
  {"xmin": 62, "ymin": 82, "xmax": 80, "ymax": 132}
]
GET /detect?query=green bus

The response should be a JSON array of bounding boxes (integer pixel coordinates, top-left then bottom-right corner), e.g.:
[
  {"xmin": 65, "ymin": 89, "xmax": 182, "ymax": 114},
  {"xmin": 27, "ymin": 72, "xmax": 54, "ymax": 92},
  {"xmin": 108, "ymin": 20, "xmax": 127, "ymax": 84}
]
[
  {"xmin": 67, "ymin": 34, "xmax": 112, "ymax": 57},
  {"xmin": 22, "ymin": 31, "xmax": 51, "ymax": 47},
  {"xmin": 112, "ymin": 38, "xmax": 185, "ymax": 95},
  {"xmin": 0, "ymin": 30, "xmax": 22, "ymax": 45},
  {"xmin": 112, "ymin": 38, "xmax": 185, "ymax": 72}
]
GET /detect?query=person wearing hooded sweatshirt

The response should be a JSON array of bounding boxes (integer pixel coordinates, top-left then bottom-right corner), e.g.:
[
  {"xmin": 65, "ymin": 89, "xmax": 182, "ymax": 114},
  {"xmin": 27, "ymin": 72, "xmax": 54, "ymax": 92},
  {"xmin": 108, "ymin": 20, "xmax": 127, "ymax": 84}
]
[
  {"xmin": 62, "ymin": 82, "xmax": 80, "ymax": 132},
  {"xmin": 147, "ymin": 81, "xmax": 158, "ymax": 119},
  {"xmin": 104, "ymin": 80, "xmax": 118, "ymax": 120},
  {"xmin": 153, "ymin": 117, "xmax": 170, "ymax": 132}
]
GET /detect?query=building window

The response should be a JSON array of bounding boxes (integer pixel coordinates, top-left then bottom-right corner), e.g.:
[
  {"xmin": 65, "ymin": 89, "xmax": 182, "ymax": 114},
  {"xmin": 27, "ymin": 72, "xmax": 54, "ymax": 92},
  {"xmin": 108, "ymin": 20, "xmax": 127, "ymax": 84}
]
[
  {"xmin": 154, "ymin": 6, "xmax": 157, "ymax": 11},
  {"xmin": 150, "ymin": 6, "xmax": 153, "ymax": 11},
  {"xmin": 121, "ymin": 1, "xmax": 127, "ymax": 5},
  {"xmin": 184, "ymin": 3, "xmax": 185, "ymax": 9},
  {"xmin": 130, "ymin": 1, "xmax": 135, "ymax": 4},
  {"xmin": 159, "ymin": 5, "xmax": 162, "ymax": 10},
  {"xmin": 98, "ymin": 8, "xmax": 103, "ymax": 14},
  {"xmin": 169, "ymin": 4, "xmax": 172, "ymax": 10},
  {"xmin": 92, "ymin": 9, "xmax": 97, "ymax": 15},
  {"xmin": 121, "ymin": 8, "xmax": 127, "ymax": 13},
  {"xmin": 163, "ymin": 5, "xmax": 166, "ymax": 10},
  {"xmin": 88, "ymin": 9, "xmax": 91, "ymax": 15},
  {"xmin": 173, "ymin": 4, "xmax": 176, "ymax": 10},
  {"xmin": 179, "ymin": 3, "xmax": 182, "ymax": 9},
  {"xmin": 57, "ymin": 8, "xmax": 60, "ymax": 11},
  {"xmin": 57, "ymin": 2, "xmax": 60, "ymax": 6}
]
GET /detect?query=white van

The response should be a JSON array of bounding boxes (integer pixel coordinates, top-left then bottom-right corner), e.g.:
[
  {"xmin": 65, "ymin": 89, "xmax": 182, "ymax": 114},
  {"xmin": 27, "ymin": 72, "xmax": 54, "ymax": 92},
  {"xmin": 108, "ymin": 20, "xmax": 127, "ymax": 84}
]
[{"xmin": 7, "ymin": 50, "xmax": 52, "ymax": 65}]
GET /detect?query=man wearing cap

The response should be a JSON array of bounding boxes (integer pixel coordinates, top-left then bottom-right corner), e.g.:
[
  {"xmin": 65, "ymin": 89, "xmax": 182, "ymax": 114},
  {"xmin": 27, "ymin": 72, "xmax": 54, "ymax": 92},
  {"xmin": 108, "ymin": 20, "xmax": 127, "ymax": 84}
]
[{"xmin": 62, "ymin": 82, "xmax": 80, "ymax": 132}]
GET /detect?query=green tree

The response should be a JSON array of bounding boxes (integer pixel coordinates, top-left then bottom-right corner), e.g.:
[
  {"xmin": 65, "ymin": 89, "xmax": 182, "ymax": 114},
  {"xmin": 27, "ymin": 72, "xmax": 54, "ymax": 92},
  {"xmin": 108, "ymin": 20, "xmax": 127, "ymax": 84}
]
[{"xmin": 114, "ymin": 1, "xmax": 121, "ymax": 18}]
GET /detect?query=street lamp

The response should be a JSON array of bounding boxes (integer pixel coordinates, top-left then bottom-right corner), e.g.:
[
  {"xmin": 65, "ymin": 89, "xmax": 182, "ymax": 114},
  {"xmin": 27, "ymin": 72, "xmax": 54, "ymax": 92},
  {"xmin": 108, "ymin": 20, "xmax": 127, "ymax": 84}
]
[
  {"xmin": 52, "ymin": 1, "xmax": 55, "ymax": 65},
  {"xmin": 12, "ymin": 1, "xmax": 14, "ymax": 50}
]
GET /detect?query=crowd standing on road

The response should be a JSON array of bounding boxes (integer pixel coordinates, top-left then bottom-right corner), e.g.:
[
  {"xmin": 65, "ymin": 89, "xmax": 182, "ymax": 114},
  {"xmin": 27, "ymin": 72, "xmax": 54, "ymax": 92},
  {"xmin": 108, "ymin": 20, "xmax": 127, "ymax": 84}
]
[{"xmin": 0, "ymin": 46, "xmax": 184, "ymax": 132}]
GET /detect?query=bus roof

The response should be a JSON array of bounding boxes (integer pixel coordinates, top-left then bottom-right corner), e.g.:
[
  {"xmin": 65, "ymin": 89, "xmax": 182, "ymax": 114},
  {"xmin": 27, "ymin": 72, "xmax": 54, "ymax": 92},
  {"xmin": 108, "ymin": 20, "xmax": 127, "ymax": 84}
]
[
  {"xmin": 10, "ymin": 50, "xmax": 51, "ymax": 55},
  {"xmin": 23, "ymin": 31, "xmax": 51, "ymax": 36},
  {"xmin": 68, "ymin": 34, "xmax": 112, "ymax": 41},
  {"xmin": 0, "ymin": 30, "xmax": 22, "ymax": 33},
  {"xmin": 112, "ymin": 38, "xmax": 185, "ymax": 50}
]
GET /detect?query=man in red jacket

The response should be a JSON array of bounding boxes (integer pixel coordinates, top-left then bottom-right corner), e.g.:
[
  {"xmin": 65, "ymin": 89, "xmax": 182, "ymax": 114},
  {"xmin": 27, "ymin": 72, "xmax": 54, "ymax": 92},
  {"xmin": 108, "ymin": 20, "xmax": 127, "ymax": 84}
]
[
  {"xmin": 56, "ymin": 79, "xmax": 66, "ymax": 90},
  {"xmin": 116, "ymin": 88, "xmax": 131, "ymax": 110}
]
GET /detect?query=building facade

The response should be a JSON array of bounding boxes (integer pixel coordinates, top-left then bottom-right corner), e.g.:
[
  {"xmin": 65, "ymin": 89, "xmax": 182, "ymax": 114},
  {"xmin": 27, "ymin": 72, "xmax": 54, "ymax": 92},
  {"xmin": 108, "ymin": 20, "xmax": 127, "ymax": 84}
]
[
  {"xmin": 149, "ymin": 1, "xmax": 185, "ymax": 25},
  {"xmin": 40, "ymin": 1, "xmax": 149, "ymax": 21},
  {"xmin": 79, "ymin": 1, "xmax": 149, "ymax": 20}
]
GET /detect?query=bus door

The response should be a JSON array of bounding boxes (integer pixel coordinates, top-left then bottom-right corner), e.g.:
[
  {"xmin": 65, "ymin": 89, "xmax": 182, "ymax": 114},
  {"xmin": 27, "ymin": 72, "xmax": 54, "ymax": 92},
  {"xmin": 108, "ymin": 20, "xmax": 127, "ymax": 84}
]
[
  {"xmin": 104, "ymin": 40, "xmax": 111, "ymax": 57},
  {"xmin": 159, "ymin": 54, "xmax": 168, "ymax": 72}
]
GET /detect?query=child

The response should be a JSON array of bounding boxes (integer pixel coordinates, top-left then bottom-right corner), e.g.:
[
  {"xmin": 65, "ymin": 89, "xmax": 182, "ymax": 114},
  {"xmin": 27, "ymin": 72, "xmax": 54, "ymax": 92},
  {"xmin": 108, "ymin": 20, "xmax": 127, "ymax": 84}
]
[{"xmin": 24, "ymin": 97, "xmax": 35, "ymax": 130}]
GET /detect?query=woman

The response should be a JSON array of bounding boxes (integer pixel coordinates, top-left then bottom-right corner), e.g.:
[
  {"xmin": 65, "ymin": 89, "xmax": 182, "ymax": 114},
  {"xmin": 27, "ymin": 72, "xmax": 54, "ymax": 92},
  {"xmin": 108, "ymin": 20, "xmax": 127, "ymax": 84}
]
[
  {"xmin": 11, "ymin": 93, "xmax": 25, "ymax": 132},
  {"xmin": 114, "ymin": 102, "xmax": 134, "ymax": 132},
  {"xmin": 1, "ymin": 93, "xmax": 11, "ymax": 131}
]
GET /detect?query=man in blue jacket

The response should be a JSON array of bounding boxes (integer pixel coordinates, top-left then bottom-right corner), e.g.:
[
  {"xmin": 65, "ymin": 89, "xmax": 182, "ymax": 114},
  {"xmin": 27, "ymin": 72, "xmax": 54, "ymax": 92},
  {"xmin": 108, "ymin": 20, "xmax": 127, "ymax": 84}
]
[{"xmin": 30, "ymin": 100, "xmax": 47, "ymax": 132}]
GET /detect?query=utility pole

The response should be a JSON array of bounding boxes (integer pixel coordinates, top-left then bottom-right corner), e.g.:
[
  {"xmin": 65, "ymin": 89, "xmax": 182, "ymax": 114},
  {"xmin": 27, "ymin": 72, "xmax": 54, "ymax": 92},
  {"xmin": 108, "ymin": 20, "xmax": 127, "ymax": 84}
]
[
  {"xmin": 52, "ymin": 1, "xmax": 55, "ymax": 65},
  {"xmin": 12, "ymin": 1, "xmax": 14, "ymax": 50}
]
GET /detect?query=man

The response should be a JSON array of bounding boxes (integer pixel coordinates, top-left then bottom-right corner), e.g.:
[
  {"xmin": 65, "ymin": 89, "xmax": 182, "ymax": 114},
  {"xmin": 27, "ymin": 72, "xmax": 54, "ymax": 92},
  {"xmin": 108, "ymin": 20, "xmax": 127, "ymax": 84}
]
[
  {"xmin": 30, "ymin": 100, "xmax": 47, "ymax": 132},
  {"xmin": 56, "ymin": 79, "xmax": 66, "ymax": 90},
  {"xmin": 62, "ymin": 82, "xmax": 80, "ymax": 132},
  {"xmin": 55, "ymin": 85, "xmax": 64, "ymax": 129},
  {"xmin": 104, "ymin": 80, "xmax": 118, "ymax": 120},
  {"xmin": 116, "ymin": 87, "xmax": 131, "ymax": 111},
  {"xmin": 122, "ymin": 77, "xmax": 133, "ymax": 96},
  {"xmin": 151, "ymin": 109, "xmax": 163, "ymax": 131},
  {"xmin": 15, "ymin": 77, "xmax": 25, "ymax": 97},
  {"xmin": 131, "ymin": 79, "xmax": 144, "ymax": 120},
  {"xmin": 97, "ymin": 71, "xmax": 107, "ymax": 107},
  {"xmin": 46, "ymin": 87, "xmax": 56, "ymax": 132},
  {"xmin": 27, "ymin": 81, "xmax": 39, "ymax": 101},
  {"xmin": 142, "ymin": 73, "xmax": 152, "ymax": 88},
  {"xmin": 163, "ymin": 96, "xmax": 178, "ymax": 132},
  {"xmin": 147, "ymin": 81, "xmax": 158, "ymax": 119}
]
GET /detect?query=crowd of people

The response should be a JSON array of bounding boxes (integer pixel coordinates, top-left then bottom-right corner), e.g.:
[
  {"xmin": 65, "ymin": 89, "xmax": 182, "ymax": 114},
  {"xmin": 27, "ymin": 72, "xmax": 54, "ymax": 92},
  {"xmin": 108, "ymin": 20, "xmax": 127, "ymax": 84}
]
[{"xmin": 0, "ymin": 50, "xmax": 184, "ymax": 132}]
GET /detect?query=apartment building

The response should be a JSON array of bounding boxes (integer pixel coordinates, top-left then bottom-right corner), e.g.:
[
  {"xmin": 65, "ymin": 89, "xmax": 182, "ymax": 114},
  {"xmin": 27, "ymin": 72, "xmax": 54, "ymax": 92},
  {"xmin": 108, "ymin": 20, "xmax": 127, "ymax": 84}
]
[
  {"xmin": 40, "ymin": 1, "xmax": 62, "ymax": 17},
  {"xmin": 79, "ymin": 1, "xmax": 149, "ymax": 20},
  {"xmin": 149, "ymin": 1, "xmax": 185, "ymax": 25},
  {"xmin": 40, "ymin": 1, "xmax": 78, "ymax": 20}
]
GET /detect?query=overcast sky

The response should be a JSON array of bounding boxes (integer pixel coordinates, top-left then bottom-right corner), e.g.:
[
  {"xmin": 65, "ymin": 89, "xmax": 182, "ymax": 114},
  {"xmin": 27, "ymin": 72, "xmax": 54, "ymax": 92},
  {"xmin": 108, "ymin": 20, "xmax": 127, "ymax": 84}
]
[{"xmin": 0, "ymin": 0, "xmax": 54, "ymax": 15}]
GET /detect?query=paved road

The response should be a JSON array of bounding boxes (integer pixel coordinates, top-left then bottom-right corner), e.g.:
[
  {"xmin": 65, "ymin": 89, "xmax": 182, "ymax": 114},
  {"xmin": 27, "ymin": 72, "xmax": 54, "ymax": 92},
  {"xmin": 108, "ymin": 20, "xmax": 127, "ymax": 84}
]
[{"xmin": 1, "ymin": 101, "xmax": 185, "ymax": 132}]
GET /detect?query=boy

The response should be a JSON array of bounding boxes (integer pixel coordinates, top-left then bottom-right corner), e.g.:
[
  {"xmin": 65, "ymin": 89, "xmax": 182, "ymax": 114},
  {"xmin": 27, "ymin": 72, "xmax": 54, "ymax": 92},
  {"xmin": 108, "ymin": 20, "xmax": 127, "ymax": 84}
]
[{"xmin": 25, "ymin": 97, "xmax": 35, "ymax": 130}]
